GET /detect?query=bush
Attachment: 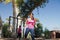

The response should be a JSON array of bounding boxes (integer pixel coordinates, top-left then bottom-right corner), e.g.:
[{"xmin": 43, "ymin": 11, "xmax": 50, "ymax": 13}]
[
  {"xmin": 44, "ymin": 28, "xmax": 51, "ymax": 39},
  {"xmin": 34, "ymin": 23, "xmax": 43, "ymax": 37},
  {"xmin": 2, "ymin": 23, "xmax": 12, "ymax": 38}
]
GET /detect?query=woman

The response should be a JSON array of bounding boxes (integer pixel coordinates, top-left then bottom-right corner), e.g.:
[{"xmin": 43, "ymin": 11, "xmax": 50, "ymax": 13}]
[{"xmin": 25, "ymin": 12, "xmax": 36, "ymax": 40}]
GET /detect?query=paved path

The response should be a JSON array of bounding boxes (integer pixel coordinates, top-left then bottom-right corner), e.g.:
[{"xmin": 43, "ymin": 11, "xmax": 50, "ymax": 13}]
[{"xmin": 0, "ymin": 38, "xmax": 60, "ymax": 40}]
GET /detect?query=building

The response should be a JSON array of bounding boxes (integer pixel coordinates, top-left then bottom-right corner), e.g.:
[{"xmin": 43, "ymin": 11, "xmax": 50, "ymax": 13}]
[
  {"xmin": 0, "ymin": 16, "xmax": 2, "ymax": 38},
  {"xmin": 50, "ymin": 30, "xmax": 60, "ymax": 38},
  {"xmin": 0, "ymin": 16, "xmax": 2, "ymax": 29}
]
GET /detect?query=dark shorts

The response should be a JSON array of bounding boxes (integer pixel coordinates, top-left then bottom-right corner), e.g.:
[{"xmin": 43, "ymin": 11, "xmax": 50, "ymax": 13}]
[{"xmin": 18, "ymin": 33, "xmax": 21, "ymax": 38}]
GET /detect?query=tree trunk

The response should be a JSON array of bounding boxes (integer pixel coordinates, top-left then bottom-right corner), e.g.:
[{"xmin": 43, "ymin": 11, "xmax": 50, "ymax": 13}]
[
  {"xmin": 12, "ymin": 0, "xmax": 16, "ymax": 34},
  {"xmin": 12, "ymin": 0, "xmax": 22, "ymax": 37}
]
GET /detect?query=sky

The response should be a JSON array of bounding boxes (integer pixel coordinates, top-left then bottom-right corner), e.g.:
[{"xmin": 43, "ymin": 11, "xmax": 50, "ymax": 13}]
[
  {"xmin": 0, "ymin": 3, "xmax": 13, "ymax": 22},
  {"xmin": 0, "ymin": 0, "xmax": 60, "ymax": 31}
]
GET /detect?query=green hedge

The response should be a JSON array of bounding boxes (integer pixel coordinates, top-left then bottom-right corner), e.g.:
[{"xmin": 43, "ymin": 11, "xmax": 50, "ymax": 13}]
[{"xmin": 2, "ymin": 23, "xmax": 12, "ymax": 38}]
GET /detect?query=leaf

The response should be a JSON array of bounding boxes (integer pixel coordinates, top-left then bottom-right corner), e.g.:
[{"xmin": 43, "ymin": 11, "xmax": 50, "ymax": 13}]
[
  {"xmin": 5, "ymin": 0, "xmax": 11, "ymax": 4},
  {"xmin": 16, "ymin": 0, "xmax": 24, "ymax": 7}
]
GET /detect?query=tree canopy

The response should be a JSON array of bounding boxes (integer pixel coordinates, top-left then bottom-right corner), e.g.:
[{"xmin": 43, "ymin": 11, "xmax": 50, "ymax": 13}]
[
  {"xmin": 0, "ymin": 0, "xmax": 48, "ymax": 18},
  {"xmin": 0, "ymin": 0, "xmax": 2, "ymax": 2},
  {"xmin": 16, "ymin": 0, "xmax": 48, "ymax": 18},
  {"xmin": 35, "ymin": 23, "xmax": 43, "ymax": 37}
]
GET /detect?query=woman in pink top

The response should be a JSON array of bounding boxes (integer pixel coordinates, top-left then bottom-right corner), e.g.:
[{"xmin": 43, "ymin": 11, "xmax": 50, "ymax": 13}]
[{"xmin": 25, "ymin": 12, "xmax": 36, "ymax": 40}]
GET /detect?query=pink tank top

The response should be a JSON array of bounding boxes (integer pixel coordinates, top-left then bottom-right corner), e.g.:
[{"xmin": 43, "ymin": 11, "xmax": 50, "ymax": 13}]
[{"xmin": 26, "ymin": 18, "xmax": 35, "ymax": 29}]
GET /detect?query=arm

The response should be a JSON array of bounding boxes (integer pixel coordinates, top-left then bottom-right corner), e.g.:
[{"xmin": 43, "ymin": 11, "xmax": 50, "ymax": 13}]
[{"xmin": 34, "ymin": 18, "xmax": 39, "ymax": 22}]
